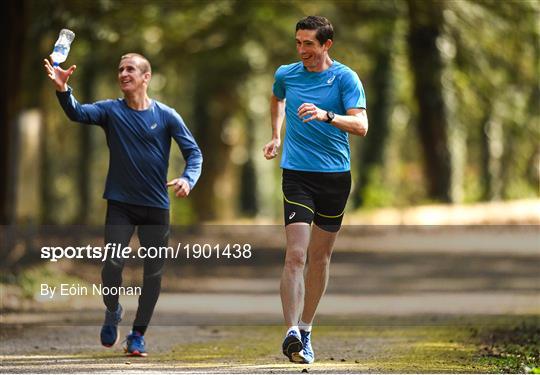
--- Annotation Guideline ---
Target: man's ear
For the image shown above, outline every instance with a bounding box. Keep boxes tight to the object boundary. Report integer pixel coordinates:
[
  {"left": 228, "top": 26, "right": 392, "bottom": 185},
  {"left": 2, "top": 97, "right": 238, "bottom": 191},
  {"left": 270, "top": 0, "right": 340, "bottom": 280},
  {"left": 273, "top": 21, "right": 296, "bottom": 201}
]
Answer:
[
  {"left": 144, "top": 72, "right": 151, "bottom": 84},
  {"left": 324, "top": 39, "right": 333, "bottom": 52}
]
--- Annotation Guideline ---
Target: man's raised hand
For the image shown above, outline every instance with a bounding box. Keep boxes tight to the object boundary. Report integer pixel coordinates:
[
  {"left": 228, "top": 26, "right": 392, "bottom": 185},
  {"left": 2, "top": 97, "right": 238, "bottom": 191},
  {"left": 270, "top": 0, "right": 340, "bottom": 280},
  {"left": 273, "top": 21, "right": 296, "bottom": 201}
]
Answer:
[{"left": 43, "top": 56, "right": 76, "bottom": 92}]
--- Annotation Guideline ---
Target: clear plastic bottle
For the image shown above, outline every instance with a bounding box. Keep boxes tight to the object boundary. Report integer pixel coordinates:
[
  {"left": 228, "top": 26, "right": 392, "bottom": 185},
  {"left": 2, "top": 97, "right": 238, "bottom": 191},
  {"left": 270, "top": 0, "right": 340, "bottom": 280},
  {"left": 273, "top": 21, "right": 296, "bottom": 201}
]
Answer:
[{"left": 51, "top": 29, "right": 75, "bottom": 67}]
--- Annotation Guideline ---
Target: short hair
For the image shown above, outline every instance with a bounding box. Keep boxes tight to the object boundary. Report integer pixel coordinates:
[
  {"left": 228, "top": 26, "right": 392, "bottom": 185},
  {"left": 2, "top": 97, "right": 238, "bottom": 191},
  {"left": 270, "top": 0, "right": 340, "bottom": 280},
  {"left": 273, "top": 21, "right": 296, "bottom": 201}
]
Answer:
[
  {"left": 120, "top": 53, "right": 152, "bottom": 74},
  {"left": 296, "top": 16, "right": 334, "bottom": 45}
]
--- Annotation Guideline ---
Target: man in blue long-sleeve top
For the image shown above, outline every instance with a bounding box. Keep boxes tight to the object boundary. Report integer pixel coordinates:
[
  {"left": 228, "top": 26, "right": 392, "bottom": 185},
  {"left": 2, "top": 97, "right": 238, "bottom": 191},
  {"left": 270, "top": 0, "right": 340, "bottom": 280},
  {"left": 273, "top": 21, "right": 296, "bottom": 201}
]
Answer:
[{"left": 44, "top": 53, "right": 203, "bottom": 356}]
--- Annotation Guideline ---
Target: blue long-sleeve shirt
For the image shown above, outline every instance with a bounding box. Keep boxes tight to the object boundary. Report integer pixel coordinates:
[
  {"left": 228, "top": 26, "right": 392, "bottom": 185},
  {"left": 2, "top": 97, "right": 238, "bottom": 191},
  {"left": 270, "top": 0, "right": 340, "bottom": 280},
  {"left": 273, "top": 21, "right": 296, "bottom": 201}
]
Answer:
[{"left": 56, "top": 87, "right": 203, "bottom": 209}]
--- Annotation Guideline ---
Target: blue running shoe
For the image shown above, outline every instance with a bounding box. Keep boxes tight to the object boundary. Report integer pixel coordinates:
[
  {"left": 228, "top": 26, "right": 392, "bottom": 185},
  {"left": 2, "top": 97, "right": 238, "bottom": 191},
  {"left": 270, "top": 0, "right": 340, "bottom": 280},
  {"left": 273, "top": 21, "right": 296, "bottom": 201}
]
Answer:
[
  {"left": 282, "top": 330, "right": 303, "bottom": 362},
  {"left": 299, "top": 330, "right": 315, "bottom": 364},
  {"left": 100, "top": 304, "right": 123, "bottom": 347},
  {"left": 124, "top": 331, "right": 147, "bottom": 357}
]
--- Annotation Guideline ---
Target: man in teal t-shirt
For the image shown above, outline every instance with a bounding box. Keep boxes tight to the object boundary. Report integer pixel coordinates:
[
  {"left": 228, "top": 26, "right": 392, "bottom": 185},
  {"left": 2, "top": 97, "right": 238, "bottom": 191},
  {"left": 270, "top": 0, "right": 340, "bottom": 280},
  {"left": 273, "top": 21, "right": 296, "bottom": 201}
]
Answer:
[{"left": 263, "top": 16, "right": 368, "bottom": 364}]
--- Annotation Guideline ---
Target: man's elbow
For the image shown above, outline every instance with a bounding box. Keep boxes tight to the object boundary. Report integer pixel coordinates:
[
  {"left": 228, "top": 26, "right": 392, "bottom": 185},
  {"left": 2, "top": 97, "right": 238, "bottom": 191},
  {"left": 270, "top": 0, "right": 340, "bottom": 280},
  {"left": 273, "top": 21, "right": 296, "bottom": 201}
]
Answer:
[
  {"left": 195, "top": 149, "right": 203, "bottom": 167},
  {"left": 62, "top": 109, "right": 79, "bottom": 122},
  {"left": 68, "top": 114, "right": 80, "bottom": 123},
  {"left": 271, "top": 94, "right": 285, "bottom": 105},
  {"left": 359, "top": 121, "right": 368, "bottom": 137},
  {"left": 184, "top": 147, "right": 203, "bottom": 166},
  {"left": 353, "top": 116, "right": 368, "bottom": 137}
]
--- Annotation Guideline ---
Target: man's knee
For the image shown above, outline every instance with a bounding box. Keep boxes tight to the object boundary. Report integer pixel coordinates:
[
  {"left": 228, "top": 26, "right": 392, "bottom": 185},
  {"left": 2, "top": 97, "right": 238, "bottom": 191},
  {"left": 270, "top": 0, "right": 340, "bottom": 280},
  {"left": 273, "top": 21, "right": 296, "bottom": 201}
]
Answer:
[
  {"left": 309, "top": 251, "right": 332, "bottom": 268},
  {"left": 284, "top": 247, "right": 307, "bottom": 271},
  {"left": 142, "top": 263, "right": 164, "bottom": 286}
]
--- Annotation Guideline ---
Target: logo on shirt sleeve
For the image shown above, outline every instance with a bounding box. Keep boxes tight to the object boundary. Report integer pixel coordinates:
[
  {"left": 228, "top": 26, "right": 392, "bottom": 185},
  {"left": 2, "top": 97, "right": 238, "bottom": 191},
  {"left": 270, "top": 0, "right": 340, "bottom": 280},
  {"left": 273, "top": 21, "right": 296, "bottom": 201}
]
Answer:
[
  {"left": 150, "top": 123, "right": 158, "bottom": 130},
  {"left": 327, "top": 75, "right": 336, "bottom": 85}
]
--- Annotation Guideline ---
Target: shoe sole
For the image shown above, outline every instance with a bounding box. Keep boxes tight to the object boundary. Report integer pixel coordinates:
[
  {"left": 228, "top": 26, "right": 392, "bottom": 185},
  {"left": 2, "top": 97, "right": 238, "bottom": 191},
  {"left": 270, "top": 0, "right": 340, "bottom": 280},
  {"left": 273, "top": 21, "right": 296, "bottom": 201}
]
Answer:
[
  {"left": 125, "top": 349, "right": 148, "bottom": 357},
  {"left": 291, "top": 352, "right": 306, "bottom": 363},
  {"left": 295, "top": 350, "right": 314, "bottom": 364},
  {"left": 282, "top": 335, "right": 303, "bottom": 362}
]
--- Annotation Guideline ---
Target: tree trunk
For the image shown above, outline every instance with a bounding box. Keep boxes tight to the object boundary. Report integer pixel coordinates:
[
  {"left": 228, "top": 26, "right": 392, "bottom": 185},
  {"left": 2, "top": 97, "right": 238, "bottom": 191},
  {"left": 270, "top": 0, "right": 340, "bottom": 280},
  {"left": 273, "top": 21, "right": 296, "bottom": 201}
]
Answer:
[
  {"left": 39, "top": 88, "right": 55, "bottom": 224},
  {"left": 190, "top": 74, "right": 239, "bottom": 221},
  {"left": 76, "top": 61, "right": 97, "bottom": 224},
  {"left": 0, "top": 0, "right": 25, "bottom": 267},
  {"left": 407, "top": 0, "right": 453, "bottom": 202},
  {"left": 239, "top": 120, "right": 257, "bottom": 216},
  {"left": 188, "top": 1, "right": 252, "bottom": 221},
  {"left": 480, "top": 106, "right": 503, "bottom": 201},
  {"left": 355, "top": 21, "right": 396, "bottom": 207},
  {"left": 1, "top": 0, "right": 26, "bottom": 225}
]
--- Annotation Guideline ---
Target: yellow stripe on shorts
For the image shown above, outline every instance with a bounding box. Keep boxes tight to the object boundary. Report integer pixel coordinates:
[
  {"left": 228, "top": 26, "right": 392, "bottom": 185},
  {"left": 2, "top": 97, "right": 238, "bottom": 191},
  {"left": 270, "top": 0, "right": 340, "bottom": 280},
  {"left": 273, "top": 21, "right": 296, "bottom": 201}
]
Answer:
[
  {"left": 315, "top": 210, "right": 345, "bottom": 219},
  {"left": 283, "top": 195, "right": 314, "bottom": 214}
]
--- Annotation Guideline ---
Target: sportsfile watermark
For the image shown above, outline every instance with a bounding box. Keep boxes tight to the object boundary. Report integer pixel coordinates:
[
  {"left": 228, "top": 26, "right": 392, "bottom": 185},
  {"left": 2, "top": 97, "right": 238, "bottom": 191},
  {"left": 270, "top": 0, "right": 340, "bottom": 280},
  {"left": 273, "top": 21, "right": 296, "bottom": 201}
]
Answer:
[
  {"left": 40, "top": 242, "right": 253, "bottom": 262},
  {"left": 1, "top": 225, "right": 539, "bottom": 326}
]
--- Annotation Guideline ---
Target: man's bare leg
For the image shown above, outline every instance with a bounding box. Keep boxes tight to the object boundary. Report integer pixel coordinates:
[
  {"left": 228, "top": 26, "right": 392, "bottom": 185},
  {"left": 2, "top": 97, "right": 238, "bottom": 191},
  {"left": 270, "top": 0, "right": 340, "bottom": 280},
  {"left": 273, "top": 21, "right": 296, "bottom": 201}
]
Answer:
[
  {"left": 281, "top": 223, "right": 311, "bottom": 327},
  {"left": 301, "top": 224, "right": 338, "bottom": 325}
]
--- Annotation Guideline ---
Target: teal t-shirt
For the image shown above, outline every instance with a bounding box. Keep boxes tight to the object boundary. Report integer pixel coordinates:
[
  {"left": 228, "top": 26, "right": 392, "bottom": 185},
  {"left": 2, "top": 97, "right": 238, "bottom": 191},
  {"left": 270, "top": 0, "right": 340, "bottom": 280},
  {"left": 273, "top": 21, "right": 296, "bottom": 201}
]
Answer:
[{"left": 273, "top": 60, "right": 366, "bottom": 172}]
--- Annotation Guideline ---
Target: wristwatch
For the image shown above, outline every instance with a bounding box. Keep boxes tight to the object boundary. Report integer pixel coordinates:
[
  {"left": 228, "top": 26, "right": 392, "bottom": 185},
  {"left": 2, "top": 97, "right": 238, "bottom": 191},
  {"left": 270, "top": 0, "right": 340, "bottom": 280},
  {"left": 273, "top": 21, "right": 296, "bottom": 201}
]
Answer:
[{"left": 325, "top": 111, "right": 335, "bottom": 123}]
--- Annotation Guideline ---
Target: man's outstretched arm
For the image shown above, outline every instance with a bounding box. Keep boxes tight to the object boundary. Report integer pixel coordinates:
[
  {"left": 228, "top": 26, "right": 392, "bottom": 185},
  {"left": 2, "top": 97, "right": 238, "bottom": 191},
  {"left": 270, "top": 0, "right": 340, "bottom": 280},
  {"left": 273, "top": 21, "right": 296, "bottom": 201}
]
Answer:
[{"left": 43, "top": 57, "right": 106, "bottom": 125}]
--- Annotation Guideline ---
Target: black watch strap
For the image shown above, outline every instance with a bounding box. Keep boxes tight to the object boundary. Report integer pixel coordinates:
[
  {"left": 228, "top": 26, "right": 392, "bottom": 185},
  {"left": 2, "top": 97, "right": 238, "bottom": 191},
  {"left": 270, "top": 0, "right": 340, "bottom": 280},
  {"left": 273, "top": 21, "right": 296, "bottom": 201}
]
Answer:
[{"left": 325, "top": 111, "right": 335, "bottom": 123}]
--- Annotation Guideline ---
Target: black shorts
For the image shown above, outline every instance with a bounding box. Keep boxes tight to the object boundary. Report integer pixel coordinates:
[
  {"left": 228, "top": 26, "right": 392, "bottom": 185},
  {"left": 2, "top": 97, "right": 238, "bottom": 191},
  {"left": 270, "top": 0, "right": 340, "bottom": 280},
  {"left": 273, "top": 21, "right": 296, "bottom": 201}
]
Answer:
[{"left": 282, "top": 169, "right": 351, "bottom": 232}]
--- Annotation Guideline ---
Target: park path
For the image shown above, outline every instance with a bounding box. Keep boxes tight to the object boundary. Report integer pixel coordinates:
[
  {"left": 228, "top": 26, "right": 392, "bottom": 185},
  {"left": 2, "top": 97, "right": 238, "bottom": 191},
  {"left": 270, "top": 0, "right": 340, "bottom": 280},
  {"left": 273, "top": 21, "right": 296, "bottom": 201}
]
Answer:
[{"left": 1, "top": 226, "right": 539, "bottom": 373}]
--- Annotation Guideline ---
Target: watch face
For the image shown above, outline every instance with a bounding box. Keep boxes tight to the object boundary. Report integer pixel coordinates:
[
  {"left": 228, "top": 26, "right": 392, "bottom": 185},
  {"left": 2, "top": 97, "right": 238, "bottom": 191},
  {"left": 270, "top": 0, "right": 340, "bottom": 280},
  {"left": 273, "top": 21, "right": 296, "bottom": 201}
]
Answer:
[{"left": 327, "top": 111, "right": 335, "bottom": 122}]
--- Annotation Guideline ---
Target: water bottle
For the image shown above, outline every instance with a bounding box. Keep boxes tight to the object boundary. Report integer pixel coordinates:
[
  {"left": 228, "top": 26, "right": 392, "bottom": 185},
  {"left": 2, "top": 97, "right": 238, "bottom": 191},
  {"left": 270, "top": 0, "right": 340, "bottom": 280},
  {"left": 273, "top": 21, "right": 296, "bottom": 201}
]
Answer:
[{"left": 51, "top": 29, "right": 75, "bottom": 67}]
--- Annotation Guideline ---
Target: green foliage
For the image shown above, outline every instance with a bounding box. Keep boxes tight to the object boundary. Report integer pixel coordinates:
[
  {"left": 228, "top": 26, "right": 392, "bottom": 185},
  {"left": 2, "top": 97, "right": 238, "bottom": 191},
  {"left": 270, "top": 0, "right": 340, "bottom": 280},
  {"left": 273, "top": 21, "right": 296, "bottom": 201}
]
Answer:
[
  {"left": 170, "top": 195, "right": 195, "bottom": 225},
  {"left": 477, "top": 321, "right": 540, "bottom": 373},
  {"left": 360, "top": 167, "right": 394, "bottom": 208},
  {"left": 18, "top": 0, "right": 540, "bottom": 223},
  {"left": 11, "top": 264, "right": 84, "bottom": 299}
]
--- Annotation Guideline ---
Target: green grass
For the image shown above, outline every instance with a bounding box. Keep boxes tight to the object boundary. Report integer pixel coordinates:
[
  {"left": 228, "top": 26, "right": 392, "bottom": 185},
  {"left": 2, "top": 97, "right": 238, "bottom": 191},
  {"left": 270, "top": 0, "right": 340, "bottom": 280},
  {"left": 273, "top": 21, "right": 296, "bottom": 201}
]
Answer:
[
  {"left": 10, "top": 315, "right": 534, "bottom": 373},
  {"left": 152, "top": 316, "right": 539, "bottom": 373},
  {"left": 475, "top": 319, "right": 540, "bottom": 374},
  {"left": 158, "top": 326, "right": 280, "bottom": 363}
]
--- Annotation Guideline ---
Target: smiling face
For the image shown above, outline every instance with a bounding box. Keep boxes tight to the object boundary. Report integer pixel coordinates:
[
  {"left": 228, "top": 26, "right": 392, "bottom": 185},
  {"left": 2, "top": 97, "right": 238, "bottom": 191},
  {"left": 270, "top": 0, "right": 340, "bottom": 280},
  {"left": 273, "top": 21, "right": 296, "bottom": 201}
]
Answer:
[
  {"left": 295, "top": 29, "right": 332, "bottom": 72},
  {"left": 117, "top": 57, "right": 151, "bottom": 95}
]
